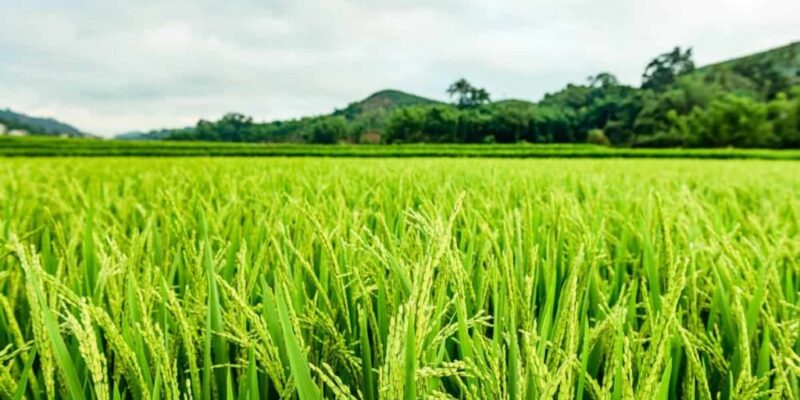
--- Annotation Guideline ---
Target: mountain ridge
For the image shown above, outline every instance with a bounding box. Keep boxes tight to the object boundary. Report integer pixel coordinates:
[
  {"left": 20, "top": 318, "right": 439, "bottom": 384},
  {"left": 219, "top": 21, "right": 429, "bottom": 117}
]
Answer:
[
  {"left": 698, "top": 41, "right": 800, "bottom": 78},
  {"left": 0, "top": 108, "right": 86, "bottom": 137}
]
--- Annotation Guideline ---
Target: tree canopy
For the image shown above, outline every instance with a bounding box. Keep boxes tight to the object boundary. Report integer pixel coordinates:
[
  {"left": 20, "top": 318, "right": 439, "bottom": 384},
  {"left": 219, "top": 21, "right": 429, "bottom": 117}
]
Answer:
[
  {"left": 642, "top": 47, "right": 696, "bottom": 91},
  {"left": 447, "top": 79, "right": 491, "bottom": 108}
]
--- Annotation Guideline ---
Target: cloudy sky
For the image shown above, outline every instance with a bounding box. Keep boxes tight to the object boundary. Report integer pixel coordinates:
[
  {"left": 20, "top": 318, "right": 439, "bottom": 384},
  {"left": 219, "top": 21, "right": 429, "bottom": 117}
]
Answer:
[{"left": 1, "top": 0, "right": 799, "bottom": 137}]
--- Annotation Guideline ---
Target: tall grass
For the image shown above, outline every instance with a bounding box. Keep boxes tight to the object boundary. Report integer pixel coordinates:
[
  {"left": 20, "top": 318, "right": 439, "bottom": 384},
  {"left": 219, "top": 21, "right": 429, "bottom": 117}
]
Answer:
[{"left": 0, "top": 158, "right": 798, "bottom": 399}]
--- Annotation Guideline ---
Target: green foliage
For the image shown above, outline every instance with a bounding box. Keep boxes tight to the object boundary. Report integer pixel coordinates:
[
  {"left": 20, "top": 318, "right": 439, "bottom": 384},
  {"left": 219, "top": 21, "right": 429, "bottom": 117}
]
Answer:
[
  {"left": 768, "top": 92, "right": 800, "bottom": 147},
  {"left": 586, "top": 129, "right": 610, "bottom": 146},
  {"left": 1, "top": 157, "right": 799, "bottom": 399},
  {"left": 196, "top": 113, "right": 256, "bottom": 142},
  {"left": 385, "top": 107, "right": 425, "bottom": 143},
  {"left": 634, "top": 74, "right": 726, "bottom": 136},
  {"left": 540, "top": 78, "right": 644, "bottom": 144},
  {"left": 486, "top": 101, "right": 535, "bottom": 143},
  {"left": 446, "top": 79, "right": 491, "bottom": 108},
  {"left": 696, "top": 41, "right": 800, "bottom": 99},
  {"left": 678, "top": 94, "right": 777, "bottom": 147},
  {"left": 642, "top": 47, "right": 696, "bottom": 91},
  {"left": 385, "top": 100, "right": 577, "bottom": 145},
  {"left": 307, "top": 116, "right": 348, "bottom": 144}
]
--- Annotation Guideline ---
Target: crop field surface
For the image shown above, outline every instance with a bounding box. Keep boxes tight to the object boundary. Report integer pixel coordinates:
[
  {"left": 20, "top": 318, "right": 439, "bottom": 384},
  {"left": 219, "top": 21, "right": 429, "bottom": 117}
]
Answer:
[
  {"left": 1, "top": 157, "right": 799, "bottom": 399},
  {"left": 3, "top": 137, "right": 800, "bottom": 160}
]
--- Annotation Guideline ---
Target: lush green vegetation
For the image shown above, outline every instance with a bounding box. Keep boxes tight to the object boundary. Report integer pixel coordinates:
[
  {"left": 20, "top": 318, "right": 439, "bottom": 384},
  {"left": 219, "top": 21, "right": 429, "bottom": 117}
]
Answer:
[
  {"left": 123, "top": 42, "right": 800, "bottom": 148},
  {"left": 3, "top": 136, "right": 800, "bottom": 159},
  {"left": 1, "top": 158, "right": 798, "bottom": 399}
]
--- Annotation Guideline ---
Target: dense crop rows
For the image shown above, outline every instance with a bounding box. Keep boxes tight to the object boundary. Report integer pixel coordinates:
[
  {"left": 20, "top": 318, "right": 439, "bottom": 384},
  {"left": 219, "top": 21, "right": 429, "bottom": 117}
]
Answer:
[
  {"left": 3, "top": 136, "right": 800, "bottom": 159},
  {"left": 1, "top": 158, "right": 799, "bottom": 399}
]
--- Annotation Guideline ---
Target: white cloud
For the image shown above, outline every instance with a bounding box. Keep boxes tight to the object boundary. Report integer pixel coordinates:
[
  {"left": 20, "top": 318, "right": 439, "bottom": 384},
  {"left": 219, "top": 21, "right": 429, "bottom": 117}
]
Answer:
[{"left": 0, "top": 0, "right": 798, "bottom": 136}]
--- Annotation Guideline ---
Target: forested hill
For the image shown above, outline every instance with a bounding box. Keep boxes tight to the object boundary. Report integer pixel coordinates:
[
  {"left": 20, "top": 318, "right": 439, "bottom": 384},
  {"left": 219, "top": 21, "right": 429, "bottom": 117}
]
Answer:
[
  {"left": 692, "top": 41, "right": 800, "bottom": 98},
  {"left": 332, "top": 90, "right": 441, "bottom": 141},
  {"left": 0, "top": 109, "right": 86, "bottom": 137},
  {"left": 333, "top": 89, "right": 440, "bottom": 119},
  {"left": 699, "top": 41, "right": 799, "bottom": 78}
]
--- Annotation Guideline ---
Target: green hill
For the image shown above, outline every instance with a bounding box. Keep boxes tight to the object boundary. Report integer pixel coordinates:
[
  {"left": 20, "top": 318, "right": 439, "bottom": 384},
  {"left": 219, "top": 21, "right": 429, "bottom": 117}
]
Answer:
[
  {"left": 691, "top": 41, "right": 800, "bottom": 98},
  {"left": 0, "top": 108, "right": 86, "bottom": 137},
  {"left": 699, "top": 41, "right": 800, "bottom": 80},
  {"left": 333, "top": 89, "right": 441, "bottom": 120},
  {"left": 331, "top": 89, "right": 441, "bottom": 136}
]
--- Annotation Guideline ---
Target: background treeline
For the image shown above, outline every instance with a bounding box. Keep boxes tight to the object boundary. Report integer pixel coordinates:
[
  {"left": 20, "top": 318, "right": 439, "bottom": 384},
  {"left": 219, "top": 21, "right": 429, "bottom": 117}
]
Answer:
[{"left": 131, "top": 42, "right": 800, "bottom": 148}]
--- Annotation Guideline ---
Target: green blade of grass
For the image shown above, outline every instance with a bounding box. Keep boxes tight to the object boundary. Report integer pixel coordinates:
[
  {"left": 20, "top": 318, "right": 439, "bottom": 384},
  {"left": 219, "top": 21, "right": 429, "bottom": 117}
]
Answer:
[
  {"left": 12, "top": 348, "right": 37, "bottom": 400},
  {"left": 275, "top": 284, "right": 321, "bottom": 400},
  {"left": 403, "top": 308, "right": 417, "bottom": 400},
  {"left": 34, "top": 282, "right": 86, "bottom": 400}
]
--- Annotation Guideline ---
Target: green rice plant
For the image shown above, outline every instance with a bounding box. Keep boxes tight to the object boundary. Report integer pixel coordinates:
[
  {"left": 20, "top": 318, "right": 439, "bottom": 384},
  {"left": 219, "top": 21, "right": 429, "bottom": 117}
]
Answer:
[{"left": 0, "top": 157, "right": 798, "bottom": 399}]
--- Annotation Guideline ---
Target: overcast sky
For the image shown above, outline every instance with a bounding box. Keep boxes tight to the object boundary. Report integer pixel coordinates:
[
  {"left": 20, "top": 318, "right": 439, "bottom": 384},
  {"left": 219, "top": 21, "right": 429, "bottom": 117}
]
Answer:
[{"left": 1, "top": 0, "right": 799, "bottom": 137}]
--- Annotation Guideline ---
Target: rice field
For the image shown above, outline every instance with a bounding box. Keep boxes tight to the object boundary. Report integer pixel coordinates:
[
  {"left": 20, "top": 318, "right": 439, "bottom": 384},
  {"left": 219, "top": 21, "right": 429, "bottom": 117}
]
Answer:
[
  {"left": 4, "top": 136, "right": 800, "bottom": 159},
  {"left": 1, "top": 157, "right": 799, "bottom": 399}
]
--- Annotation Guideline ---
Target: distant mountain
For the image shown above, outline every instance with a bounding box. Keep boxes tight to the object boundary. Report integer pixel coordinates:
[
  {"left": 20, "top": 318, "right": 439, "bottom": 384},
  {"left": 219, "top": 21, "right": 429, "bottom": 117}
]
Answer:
[
  {"left": 333, "top": 89, "right": 440, "bottom": 120},
  {"left": 0, "top": 108, "right": 86, "bottom": 137}
]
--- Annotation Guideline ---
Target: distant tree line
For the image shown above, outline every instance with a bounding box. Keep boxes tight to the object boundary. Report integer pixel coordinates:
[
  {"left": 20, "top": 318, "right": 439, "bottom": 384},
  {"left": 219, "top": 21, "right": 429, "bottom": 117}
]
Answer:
[{"left": 160, "top": 46, "right": 800, "bottom": 148}]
